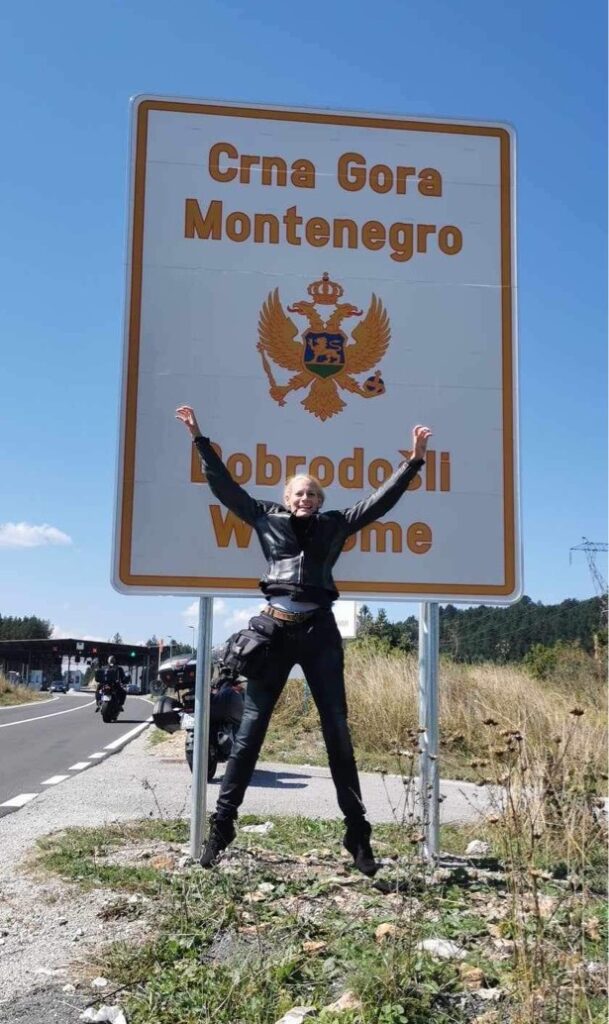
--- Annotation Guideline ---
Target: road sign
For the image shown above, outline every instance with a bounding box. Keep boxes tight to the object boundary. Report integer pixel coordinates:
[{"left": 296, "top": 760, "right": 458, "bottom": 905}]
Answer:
[
  {"left": 114, "top": 97, "right": 519, "bottom": 602},
  {"left": 334, "top": 600, "right": 357, "bottom": 640}
]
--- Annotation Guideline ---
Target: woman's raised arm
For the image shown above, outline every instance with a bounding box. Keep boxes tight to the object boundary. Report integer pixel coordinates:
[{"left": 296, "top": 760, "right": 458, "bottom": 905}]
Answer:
[{"left": 175, "top": 405, "right": 202, "bottom": 438}]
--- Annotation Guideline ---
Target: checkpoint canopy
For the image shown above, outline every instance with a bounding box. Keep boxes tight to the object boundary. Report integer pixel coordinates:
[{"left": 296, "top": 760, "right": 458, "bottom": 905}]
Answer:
[{"left": 113, "top": 97, "right": 520, "bottom": 603}]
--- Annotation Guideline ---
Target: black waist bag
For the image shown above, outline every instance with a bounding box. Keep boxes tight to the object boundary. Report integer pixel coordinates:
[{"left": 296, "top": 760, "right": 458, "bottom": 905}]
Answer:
[{"left": 223, "top": 615, "right": 282, "bottom": 681}]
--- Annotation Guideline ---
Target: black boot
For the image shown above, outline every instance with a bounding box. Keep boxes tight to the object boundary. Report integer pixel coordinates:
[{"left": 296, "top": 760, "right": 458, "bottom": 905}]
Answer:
[
  {"left": 343, "top": 819, "right": 378, "bottom": 877},
  {"left": 200, "top": 814, "right": 236, "bottom": 868}
]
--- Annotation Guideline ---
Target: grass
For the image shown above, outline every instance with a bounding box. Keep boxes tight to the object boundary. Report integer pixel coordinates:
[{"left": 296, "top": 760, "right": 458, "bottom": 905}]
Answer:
[
  {"left": 0, "top": 673, "right": 47, "bottom": 706},
  {"left": 124, "top": 648, "right": 607, "bottom": 1020},
  {"left": 0, "top": 639, "right": 598, "bottom": 1022},
  {"left": 261, "top": 646, "right": 608, "bottom": 784},
  {"left": 35, "top": 785, "right": 607, "bottom": 1024},
  {"left": 147, "top": 726, "right": 173, "bottom": 748}
]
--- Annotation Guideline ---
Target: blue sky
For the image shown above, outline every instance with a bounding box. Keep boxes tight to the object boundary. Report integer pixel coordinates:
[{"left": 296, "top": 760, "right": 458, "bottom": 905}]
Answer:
[{"left": 0, "top": 0, "right": 606, "bottom": 647}]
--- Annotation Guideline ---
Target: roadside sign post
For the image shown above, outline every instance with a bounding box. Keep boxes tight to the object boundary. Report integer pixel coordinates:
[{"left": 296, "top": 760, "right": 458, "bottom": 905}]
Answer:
[
  {"left": 189, "top": 596, "right": 214, "bottom": 859},
  {"left": 418, "top": 602, "right": 440, "bottom": 863}
]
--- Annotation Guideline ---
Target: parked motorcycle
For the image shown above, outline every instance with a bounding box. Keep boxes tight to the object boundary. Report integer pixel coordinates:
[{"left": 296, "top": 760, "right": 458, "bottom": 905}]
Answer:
[
  {"left": 99, "top": 683, "right": 122, "bottom": 723},
  {"left": 152, "top": 658, "right": 244, "bottom": 780}
]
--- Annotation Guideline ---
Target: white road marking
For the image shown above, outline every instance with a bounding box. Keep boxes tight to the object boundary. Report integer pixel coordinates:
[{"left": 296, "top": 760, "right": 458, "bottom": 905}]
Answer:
[
  {"left": 1, "top": 793, "right": 38, "bottom": 808},
  {"left": 0, "top": 695, "right": 59, "bottom": 711},
  {"left": 103, "top": 720, "right": 151, "bottom": 750},
  {"left": 0, "top": 700, "right": 95, "bottom": 728},
  {"left": 67, "top": 762, "right": 90, "bottom": 771},
  {"left": 41, "top": 775, "right": 70, "bottom": 785},
  {"left": 88, "top": 752, "right": 106, "bottom": 759}
]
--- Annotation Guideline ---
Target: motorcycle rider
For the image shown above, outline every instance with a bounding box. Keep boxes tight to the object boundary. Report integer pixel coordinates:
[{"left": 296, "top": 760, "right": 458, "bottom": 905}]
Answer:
[
  {"left": 176, "top": 404, "right": 431, "bottom": 874},
  {"left": 95, "top": 655, "right": 127, "bottom": 712}
]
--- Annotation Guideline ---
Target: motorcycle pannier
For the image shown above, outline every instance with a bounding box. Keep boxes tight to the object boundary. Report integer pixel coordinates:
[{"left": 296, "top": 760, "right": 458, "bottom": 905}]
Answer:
[{"left": 152, "top": 695, "right": 182, "bottom": 734}]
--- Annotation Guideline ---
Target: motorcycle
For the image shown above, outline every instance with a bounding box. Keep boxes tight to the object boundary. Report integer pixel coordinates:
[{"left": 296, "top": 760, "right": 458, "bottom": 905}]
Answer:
[
  {"left": 99, "top": 683, "right": 122, "bottom": 723},
  {"left": 152, "top": 658, "right": 244, "bottom": 780}
]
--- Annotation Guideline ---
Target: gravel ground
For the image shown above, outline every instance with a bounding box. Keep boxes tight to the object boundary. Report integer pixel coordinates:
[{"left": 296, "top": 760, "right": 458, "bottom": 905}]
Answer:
[{"left": 0, "top": 726, "right": 492, "bottom": 1022}]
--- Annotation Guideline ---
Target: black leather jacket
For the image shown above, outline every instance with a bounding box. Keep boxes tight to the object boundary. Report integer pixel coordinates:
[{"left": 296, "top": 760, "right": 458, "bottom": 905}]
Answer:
[{"left": 195, "top": 436, "right": 424, "bottom": 606}]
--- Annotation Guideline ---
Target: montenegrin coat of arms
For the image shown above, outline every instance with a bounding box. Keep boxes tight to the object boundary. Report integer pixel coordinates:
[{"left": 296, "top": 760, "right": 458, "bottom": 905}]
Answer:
[{"left": 257, "top": 273, "right": 390, "bottom": 421}]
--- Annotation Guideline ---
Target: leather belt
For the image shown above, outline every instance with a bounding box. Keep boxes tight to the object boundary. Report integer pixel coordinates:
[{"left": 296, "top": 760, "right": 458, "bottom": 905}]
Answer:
[{"left": 263, "top": 605, "right": 318, "bottom": 624}]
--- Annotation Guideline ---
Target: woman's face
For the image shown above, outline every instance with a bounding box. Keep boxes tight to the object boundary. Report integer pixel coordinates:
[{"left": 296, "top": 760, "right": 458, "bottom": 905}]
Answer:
[{"left": 286, "top": 476, "right": 323, "bottom": 517}]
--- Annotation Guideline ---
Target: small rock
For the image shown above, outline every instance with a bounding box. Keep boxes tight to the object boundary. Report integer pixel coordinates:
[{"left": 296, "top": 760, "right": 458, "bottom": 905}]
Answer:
[
  {"left": 466, "top": 840, "right": 490, "bottom": 856},
  {"left": 326, "top": 875, "right": 361, "bottom": 886},
  {"left": 178, "top": 855, "right": 193, "bottom": 868},
  {"left": 58, "top": 917, "right": 68, "bottom": 926},
  {"left": 243, "top": 891, "right": 266, "bottom": 903},
  {"left": 62, "top": 984, "right": 77, "bottom": 994},
  {"left": 375, "top": 923, "right": 398, "bottom": 942},
  {"left": 323, "top": 990, "right": 363, "bottom": 1012},
  {"left": 150, "top": 854, "right": 175, "bottom": 871},
  {"left": 583, "top": 917, "right": 601, "bottom": 941},
  {"left": 241, "top": 821, "right": 274, "bottom": 834},
  {"left": 258, "top": 882, "right": 275, "bottom": 894},
  {"left": 91, "top": 976, "right": 109, "bottom": 989},
  {"left": 274, "top": 1007, "right": 316, "bottom": 1024},
  {"left": 475, "top": 987, "right": 503, "bottom": 1001},
  {"left": 35, "top": 967, "right": 66, "bottom": 976},
  {"left": 417, "top": 938, "right": 467, "bottom": 960},
  {"left": 586, "top": 961, "right": 605, "bottom": 975},
  {"left": 459, "top": 964, "right": 485, "bottom": 989},
  {"left": 79, "top": 1007, "right": 127, "bottom": 1024},
  {"left": 302, "top": 940, "right": 327, "bottom": 954},
  {"left": 537, "top": 895, "right": 558, "bottom": 919}
]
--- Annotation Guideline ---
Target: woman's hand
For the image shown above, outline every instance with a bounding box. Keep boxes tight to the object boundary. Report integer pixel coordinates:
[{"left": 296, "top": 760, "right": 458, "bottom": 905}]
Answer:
[
  {"left": 411, "top": 424, "right": 432, "bottom": 461},
  {"left": 175, "top": 405, "right": 201, "bottom": 438}
]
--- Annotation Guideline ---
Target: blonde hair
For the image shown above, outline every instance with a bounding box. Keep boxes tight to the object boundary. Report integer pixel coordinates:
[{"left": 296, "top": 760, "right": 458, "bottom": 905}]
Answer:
[{"left": 283, "top": 474, "right": 325, "bottom": 508}]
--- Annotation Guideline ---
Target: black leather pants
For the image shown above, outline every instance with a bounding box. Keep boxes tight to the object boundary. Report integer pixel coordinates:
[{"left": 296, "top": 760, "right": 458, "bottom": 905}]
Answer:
[{"left": 214, "top": 610, "right": 366, "bottom": 825}]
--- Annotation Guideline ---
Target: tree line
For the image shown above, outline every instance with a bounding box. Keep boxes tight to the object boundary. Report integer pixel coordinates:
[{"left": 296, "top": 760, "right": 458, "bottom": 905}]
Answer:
[
  {"left": 356, "top": 595, "right": 605, "bottom": 662},
  {"left": 0, "top": 615, "right": 52, "bottom": 640},
  {"left": 1, "top": 597, "right": 604, "bottom": 665}
]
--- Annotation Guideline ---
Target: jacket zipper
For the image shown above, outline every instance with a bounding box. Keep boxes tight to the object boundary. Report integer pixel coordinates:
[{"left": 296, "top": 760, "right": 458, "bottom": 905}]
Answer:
[{"left": 298, "top": 552, "right": 304, "bottom": 585}]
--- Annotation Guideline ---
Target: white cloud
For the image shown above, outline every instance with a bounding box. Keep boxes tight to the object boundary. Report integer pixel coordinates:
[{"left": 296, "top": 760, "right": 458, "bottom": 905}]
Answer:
[
  {"left": 181, "top": 600, "right": 199, "bottom": 624},
  {"left": 181, "top": 598, "right": 228, "bottom": 624},
  {"left": 0, "top": 522, "right": 72, "bottom": 549},
  {"left": 215, "top": 600, "right": 266, "bottom": 640},
  {"left": 51, "top": 628, "right": 107, "bottom": 641},
  {"left": 181, "top": 597, "right": 265, "bottom": 644},
  {"left": 225, "top": 606, "right": 262, "bottom": 629}
]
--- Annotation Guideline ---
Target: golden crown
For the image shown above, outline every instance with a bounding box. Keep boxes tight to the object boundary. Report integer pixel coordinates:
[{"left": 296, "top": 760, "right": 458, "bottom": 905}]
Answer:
[{"left": 307, "top": 272, "right": 344, "bottom": 306}]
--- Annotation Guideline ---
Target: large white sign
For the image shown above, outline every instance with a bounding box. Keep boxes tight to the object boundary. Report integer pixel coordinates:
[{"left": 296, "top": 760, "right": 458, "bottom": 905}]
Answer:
[{"left": 114, "top": 97, "right": 519, "bottom": 602}]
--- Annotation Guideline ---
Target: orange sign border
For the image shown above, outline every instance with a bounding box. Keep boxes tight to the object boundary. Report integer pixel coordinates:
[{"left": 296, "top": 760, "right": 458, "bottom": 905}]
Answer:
[{"left": 117, "top": 99, "right": 517, "bottom": 598}]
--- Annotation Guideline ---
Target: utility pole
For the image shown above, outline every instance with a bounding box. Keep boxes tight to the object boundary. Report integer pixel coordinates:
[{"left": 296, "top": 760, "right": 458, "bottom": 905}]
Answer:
[
  {"left": 570, "top": 538, "right": 608, "bottom": 657},
  {"left": 570, "top": 538, "right": 608, "bottom": 603}
]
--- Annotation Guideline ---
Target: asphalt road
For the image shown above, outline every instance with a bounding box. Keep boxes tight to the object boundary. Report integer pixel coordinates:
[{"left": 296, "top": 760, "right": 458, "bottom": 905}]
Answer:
[{"left": 0, "top": 691, "right": 152, "bottom": 817}]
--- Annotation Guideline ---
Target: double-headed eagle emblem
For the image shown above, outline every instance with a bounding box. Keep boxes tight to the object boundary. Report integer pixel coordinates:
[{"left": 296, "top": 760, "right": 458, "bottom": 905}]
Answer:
[{"left": 257, "top": 273, "right": 390, "bottom": 421}]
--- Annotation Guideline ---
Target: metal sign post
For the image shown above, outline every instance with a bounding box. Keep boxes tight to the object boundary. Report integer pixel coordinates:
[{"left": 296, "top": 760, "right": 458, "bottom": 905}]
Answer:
[
  {"left": 189, "top": 596, "right": 214, "bottom": 860},
  {"left": 418, "top": 602, "right": 440, "bottom": 863}
]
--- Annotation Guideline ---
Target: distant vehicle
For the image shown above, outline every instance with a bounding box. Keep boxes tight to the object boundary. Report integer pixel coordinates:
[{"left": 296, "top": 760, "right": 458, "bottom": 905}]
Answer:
[
  {"left": 98, "top": 682, "right": 123, "bottom": 724},
  {"left": 127, "top": 683, "right": 141, "bottom": 694},
  {"left": 50, "top": 683, "right": 67, "bottom": 693}
]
